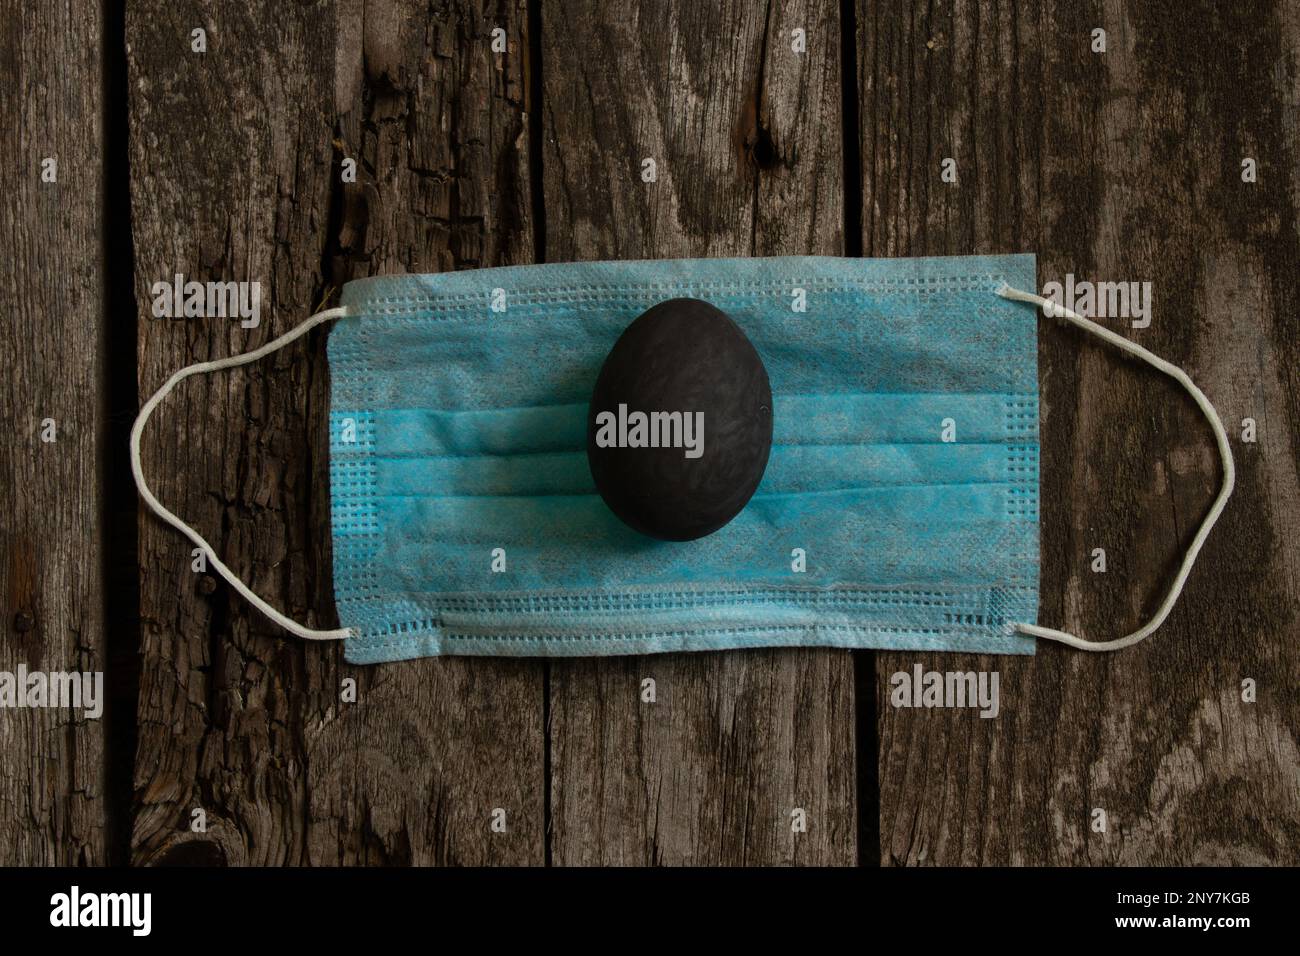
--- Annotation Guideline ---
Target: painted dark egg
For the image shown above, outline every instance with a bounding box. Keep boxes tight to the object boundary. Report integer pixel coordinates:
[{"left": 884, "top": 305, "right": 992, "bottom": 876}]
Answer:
[{"left": 586, "top": 297, "right": 773, "bottom": 541}]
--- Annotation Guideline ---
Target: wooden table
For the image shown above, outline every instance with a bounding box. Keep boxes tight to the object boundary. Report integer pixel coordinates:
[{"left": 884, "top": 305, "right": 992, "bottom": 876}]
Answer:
[{"left": 2, "top": 0, "right": 1296, "bottom": 866}]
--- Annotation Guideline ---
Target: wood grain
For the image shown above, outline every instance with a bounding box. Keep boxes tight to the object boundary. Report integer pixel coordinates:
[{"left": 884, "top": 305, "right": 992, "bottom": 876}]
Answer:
[
  {"left": 6, "top": 0, "right": 1286, "bottom": 868},
  {"left": 0, "top": 0, "right": 107, "bottom": 865},
  {"left": 542, "top": 0, "right": 857, "bottom": 864},
  {"left": 127, "top": 0, "right": 543, "bottom": 865},
  {"left": 861, "top": 0, "right": 1300, "bottom": 864}
]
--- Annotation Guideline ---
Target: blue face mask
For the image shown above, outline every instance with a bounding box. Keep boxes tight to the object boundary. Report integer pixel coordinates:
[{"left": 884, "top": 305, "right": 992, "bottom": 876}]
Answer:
[{"left": 130, "top": 255, "right": 1234, "bottom": 664}]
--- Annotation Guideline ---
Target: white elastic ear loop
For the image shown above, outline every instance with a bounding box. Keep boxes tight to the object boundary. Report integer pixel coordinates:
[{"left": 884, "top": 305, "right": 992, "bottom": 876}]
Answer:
[
  {"left": 996, "top": 284, "right": 1235, "bottom": 651},
  {"left": 130, "top": 306, "right": 356, "bottom": 641}
]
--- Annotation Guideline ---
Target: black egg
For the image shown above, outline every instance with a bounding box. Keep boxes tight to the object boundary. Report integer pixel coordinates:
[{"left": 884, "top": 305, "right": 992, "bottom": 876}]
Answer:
[{"left": 587, "top": 297, "right": 773, "bottom": 541}]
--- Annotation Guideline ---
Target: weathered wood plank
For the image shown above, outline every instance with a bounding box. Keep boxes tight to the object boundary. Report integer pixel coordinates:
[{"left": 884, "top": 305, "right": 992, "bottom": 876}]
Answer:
[
  {"left": 863, "top": 0, "right": 1300, "bottom": 864},
  {"left": 543, "top": 0, "right": 856, "bottom": 864},
  {"left": 0, "top": 0, "right": 107, "bottom": 866},
  {"left": 127, "top": 0, "right": 543, "bottom": 865},
  {"left": 305, "top": 0, "right": 543, "bottom": 867}
]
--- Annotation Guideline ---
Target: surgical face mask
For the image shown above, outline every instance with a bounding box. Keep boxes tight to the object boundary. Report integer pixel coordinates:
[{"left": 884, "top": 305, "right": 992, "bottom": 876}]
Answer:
[{"left": 130, "top": 255, "right": 1234, "bottom": 664}]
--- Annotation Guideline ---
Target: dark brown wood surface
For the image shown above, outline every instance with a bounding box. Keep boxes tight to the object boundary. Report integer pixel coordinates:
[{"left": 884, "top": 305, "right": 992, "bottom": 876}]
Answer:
[
  {"left": 863, "top": 0, "right": 1300, "bottom": 864},
  {"left": 1, "top": 0, "right": 1295, "bottom": 867},
  {"left": 125, "top": 0, "right": 542, "bottom": 865},
  {"left": 0, "top": 0, "right": 107, "bottom": 865}
]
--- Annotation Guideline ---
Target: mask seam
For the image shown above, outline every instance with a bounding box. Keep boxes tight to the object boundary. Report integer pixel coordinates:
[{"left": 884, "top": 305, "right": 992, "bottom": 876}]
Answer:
[
  {"left": 343, "top": 584, "right": 1040, "bottom": 648},
  {"left": 346, "top": 620, "right": 1037, "bottom": 655},
  {"left": 341, "top": 274, "right": 1007, "bottom": 314}
]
